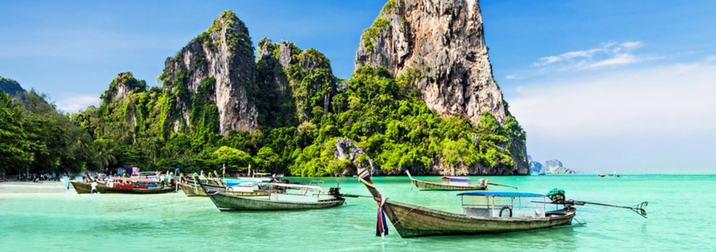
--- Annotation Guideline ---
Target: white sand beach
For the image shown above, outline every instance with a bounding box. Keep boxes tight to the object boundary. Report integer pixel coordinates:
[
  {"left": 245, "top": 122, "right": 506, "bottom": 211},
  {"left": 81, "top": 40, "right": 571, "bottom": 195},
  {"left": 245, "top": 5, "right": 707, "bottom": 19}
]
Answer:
[{"left": 0, "top": 181, "right": 73, "bottom": 194}]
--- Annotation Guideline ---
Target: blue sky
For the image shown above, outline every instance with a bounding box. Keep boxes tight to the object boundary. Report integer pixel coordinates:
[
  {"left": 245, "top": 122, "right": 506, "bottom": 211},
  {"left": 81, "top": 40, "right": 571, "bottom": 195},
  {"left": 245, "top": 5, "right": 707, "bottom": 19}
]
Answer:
[{"left": 2, "top": 1, "right": 715, "bottom": 174}]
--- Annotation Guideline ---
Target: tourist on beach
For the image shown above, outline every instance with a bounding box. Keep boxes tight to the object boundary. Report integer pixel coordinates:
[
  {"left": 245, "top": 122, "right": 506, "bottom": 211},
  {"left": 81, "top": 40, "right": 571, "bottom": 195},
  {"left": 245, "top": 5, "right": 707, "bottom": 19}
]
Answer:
[{"left": 91, "top": 181, "right": 98, "bottom": 194}]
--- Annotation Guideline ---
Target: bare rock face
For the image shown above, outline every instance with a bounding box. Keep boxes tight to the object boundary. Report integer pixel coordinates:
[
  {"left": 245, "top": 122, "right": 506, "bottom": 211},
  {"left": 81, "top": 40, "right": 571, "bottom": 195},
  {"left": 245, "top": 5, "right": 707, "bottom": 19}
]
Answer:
[
  {"left": 334, "top": 138, "right": 379, "bottom": 175},
  {"left": 355, "top": 0, "right": 506, "bottom": 126},
  {"left": 162, "top": 11, "right": 257, "bottom": 136}
]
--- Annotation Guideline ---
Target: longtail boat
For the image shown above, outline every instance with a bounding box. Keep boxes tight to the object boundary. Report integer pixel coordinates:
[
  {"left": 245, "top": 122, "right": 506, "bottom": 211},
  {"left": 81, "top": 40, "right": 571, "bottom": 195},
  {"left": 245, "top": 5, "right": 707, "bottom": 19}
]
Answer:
[
  {"left": 177, "top": 182, "right": 271, "bottom": 197},
  {"left": 360, "top": 170, "right": 576, "bottom": 238},
  {"left": 71, "top": 177, "right": 175, "bottom": 194},
  {"left": 406, "top": 170, "right": 517, "bottom": 191},
  {"left": 202, "top": 182, "right": 345, "bottom": 211},
  {"left": 359, "top": 169, "right": 648, "bottom": 238}
]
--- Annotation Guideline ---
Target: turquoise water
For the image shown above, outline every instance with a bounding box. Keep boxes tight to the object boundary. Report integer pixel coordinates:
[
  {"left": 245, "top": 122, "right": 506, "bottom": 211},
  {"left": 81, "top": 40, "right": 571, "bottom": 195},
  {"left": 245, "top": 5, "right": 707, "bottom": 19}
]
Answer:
[{"left": 1, "top": 174, "right": 714, "bottom": 251}]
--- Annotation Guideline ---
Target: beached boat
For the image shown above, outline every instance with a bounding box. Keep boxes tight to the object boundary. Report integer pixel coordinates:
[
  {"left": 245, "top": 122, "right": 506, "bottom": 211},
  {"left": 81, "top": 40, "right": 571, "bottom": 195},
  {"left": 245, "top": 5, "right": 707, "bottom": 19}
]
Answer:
[
  {"left": 202, "top": 182, "right": 345, "bottom": 211},
  {"left": 71, "top": 177, "right": 175, "bottom": 194},
  {"left": 177, "top": 182, "right": 271, "bottom": 197},
  {"left": 406, "top": 170, "right": 516, "bottom": 191},
  {"left": 360, "top": 171, "right": 576, "bottom": 238}
]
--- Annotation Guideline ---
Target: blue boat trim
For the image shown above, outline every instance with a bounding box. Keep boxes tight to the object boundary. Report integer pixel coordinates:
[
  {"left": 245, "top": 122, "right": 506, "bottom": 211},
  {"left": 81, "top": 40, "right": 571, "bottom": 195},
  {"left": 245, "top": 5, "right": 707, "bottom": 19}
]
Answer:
[
  {"left": 457, "top": 192, "right": 544, "bottom": 197},
  {"left": 446, "top": 177, "right": 470, "bottom": 182}
]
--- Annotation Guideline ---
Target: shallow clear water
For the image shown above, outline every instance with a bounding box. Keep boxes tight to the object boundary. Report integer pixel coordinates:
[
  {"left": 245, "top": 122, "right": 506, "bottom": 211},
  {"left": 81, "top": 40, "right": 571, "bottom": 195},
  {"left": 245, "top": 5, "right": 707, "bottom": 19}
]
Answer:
[{"left": 1, "top": 174, "right": 714, "bottom": 251}]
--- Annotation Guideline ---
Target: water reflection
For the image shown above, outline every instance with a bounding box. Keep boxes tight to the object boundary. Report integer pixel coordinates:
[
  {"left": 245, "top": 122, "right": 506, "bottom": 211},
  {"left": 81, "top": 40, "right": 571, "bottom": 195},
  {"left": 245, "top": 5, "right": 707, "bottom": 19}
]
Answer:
[{"left": 403, "top": 226, "right": 581, "bottom": 251}]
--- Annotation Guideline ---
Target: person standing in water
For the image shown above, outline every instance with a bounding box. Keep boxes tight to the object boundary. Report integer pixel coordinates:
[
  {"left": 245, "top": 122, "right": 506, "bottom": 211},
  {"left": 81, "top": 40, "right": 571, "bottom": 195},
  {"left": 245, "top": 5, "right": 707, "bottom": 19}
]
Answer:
[
  {"left": 91, "top": 181, "right": 98, "bottom": 194},
  {"left": 63, "top": 176, "right": 71, "bottom": 190}
]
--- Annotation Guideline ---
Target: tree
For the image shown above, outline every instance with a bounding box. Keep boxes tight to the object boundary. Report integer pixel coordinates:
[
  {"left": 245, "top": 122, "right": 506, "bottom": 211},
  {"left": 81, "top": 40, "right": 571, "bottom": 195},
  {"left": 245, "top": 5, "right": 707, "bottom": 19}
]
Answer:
[
  {"left": 213, "top": 146, "right": 252, "bottom": 173},
  {"left": 0, "top": 92, "right": 33, "bottom": 175},
  {"left": 255, "top": 146, "right": 280, "bottom": 173},
  {"left": 94, "top": 139, "right": 118, "bottom": 171}
]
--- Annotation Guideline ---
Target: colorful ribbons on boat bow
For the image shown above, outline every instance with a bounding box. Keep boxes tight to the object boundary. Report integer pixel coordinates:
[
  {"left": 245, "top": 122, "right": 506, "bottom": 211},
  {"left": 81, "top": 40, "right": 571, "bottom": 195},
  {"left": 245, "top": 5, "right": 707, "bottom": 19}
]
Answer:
[
  {"left": 359, "top": 170, "right": 389, "bottom": 237},
  {"left": 376, "top": 196, "right": 388, "bottom": 237}
]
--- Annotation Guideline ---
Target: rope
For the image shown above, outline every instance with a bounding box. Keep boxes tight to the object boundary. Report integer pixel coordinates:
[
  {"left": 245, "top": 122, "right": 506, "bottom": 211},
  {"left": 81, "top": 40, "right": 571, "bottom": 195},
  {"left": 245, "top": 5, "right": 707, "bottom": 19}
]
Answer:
[{"left": 393, "top": 205, "right": 417, "bottom": 226}]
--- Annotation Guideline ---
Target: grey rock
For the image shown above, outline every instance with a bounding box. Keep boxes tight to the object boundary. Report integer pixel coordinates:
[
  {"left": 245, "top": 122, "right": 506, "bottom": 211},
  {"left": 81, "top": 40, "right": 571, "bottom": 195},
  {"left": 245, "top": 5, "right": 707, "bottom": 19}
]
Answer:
[
  {"left": 333, "top": 138, "right": 379, "bottom": 175},
  {"left": 162, "top": 11, "right": 257, "bottom": 136},
  {"left": 354, "top": 0, "right": 506, "bottom": 126}
]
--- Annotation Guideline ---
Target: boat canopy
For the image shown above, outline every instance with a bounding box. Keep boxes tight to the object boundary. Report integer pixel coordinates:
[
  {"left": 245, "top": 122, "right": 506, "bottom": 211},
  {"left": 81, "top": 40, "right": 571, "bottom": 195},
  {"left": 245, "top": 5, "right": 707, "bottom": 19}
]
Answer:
[
  {"left": 457, "top": 192, "right": 544, "bottom": 197},
  {"left": 444, "top": 177, "right": 470, "bottom": 183},
  {"left": 268, "top": 183, "right": 323, "bottom": 192},
  {"left": 224, "top": 179, "right": 261, "bottom": 187},
  {"left": 108, "top": 177, "right": 160, "bottom": 183}
]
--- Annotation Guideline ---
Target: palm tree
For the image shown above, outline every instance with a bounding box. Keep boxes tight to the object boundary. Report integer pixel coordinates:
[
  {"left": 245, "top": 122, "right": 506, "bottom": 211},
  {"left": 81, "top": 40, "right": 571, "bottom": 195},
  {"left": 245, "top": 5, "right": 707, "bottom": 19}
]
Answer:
[{"left": 94, "top": 139, "right": 117, "bottom": 171}]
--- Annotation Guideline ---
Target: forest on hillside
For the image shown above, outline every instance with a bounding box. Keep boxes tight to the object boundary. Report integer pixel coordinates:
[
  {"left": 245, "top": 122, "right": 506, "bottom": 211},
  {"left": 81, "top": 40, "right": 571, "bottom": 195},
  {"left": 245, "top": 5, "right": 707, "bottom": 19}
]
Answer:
[{"left": 0, "top": 11, "right": 525, "bottom": 178}]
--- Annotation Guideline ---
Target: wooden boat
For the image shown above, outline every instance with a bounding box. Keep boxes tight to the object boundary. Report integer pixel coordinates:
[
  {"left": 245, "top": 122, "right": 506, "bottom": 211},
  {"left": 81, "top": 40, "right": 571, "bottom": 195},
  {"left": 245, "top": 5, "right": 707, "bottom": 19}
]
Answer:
[
  {"left": 202, "top": 182, "right": 345, "bottom": 211},
  {"left": 406, "top": 170, "right": 489, "bottom": 191},
  {"left": 71, "top": 177, "right": 175, "bottom": 194},
  {"left": 360, "top": 171, "right": 576, "bottom": 238},
  {"left": 177, "top": 182, "right": 271, "bottom": 197}
]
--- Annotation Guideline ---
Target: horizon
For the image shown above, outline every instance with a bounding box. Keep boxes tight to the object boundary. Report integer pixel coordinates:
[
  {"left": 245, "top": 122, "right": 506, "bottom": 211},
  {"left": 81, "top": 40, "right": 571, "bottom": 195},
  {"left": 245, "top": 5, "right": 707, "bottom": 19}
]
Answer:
[{"left": 2, "top": 0, "right": 714, "bottom": 174}]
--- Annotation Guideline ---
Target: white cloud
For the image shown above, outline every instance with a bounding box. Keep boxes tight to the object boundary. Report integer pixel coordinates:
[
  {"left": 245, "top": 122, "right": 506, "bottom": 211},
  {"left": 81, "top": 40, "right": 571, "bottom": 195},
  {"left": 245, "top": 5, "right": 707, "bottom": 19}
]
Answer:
[
  {"left": 621, "top": 41, "right": 642, "bottom": 50},
  {"left": 532, "top": 41, "right": 647, "bottom": 70},
  {"left": 587, "top": 53, "right": 637, "bottom": 68},
  {"left": 509, "top": 61, "right": 716, "bottom": 139},
  {"left": 505, "top": 74, "right": 518, "bottom": 80},
  {"left": 55, "top": 94, "right": 100, "bottom": 113}
]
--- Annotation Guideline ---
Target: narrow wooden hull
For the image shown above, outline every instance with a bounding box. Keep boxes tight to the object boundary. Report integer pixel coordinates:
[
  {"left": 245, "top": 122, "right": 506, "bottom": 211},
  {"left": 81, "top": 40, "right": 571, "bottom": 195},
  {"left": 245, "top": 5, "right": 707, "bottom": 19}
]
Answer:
[
  {"left": 206, "top": 192, "right": 345, "bottom": 211},
  {"left": 71, "top": 181, "right": 92, "bottom": 194},
  {"left": 406, "top": 170, "right": 486, "bottom": 191},
  {"left": 178, "top": 183, "right": 270, "bottom": 197},
  {"left": 71, "top": 181, "right": 175, "bottom": 194},
  {"left": 382, "top": 199, "right": 575, "bottom": 237},
  {"left": 410, "top": 179, "right": 487, "bottom": 191},
  {"left": 179, "top": 184, "right": 217, "bottom": 197}
]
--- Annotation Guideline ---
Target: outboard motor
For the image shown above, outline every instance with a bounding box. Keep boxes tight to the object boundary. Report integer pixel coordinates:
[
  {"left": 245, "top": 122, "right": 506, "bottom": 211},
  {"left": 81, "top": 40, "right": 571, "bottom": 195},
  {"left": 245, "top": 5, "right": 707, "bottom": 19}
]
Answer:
[
  {"left": 328, "top": 187, "right": 342, "bottom": 198},
  {"left": 547, "top": 188, "right": 566, "bottom": 203}
]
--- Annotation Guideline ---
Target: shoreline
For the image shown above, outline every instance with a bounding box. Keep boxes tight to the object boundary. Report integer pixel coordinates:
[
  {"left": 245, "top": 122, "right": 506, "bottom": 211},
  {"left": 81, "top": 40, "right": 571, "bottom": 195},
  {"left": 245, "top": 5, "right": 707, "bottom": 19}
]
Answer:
[{"left": 0, "top": 181, "right": 73, "bottom": 194}]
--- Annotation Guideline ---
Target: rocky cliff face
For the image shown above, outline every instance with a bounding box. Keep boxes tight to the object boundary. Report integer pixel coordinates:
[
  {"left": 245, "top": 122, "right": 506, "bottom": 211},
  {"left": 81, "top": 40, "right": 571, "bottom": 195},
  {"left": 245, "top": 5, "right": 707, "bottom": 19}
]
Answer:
[
  {"left": 354, "top": 0, "right": 528, "bottom": 175},
  {"left": 0, "top": 76, "right": 26, "bottom": 96},
  {"left": 161, "top": 11, "right": 257, "bottom": 136},
  {"left": 354, "top": 0, "right": 506, "bottom": 126},
  {"left": 333, "top": 138, "right": 379, "bottom": 175},
  {"left": 528, "top": 155, "right": 543, "bottom": 174}
]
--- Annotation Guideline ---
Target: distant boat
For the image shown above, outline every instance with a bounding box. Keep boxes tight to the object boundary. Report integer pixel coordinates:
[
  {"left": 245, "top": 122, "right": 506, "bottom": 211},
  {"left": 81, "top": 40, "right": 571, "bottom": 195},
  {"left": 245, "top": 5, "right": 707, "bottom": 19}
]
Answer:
[
  {"left": 202, "top": 182, "right": 345, "bottom": 211},
  {"left": 406, "top": 170, "right": 517, "bottom": 191},
  {"left": 359, "top": 172, "right": 575, "bottom": 238},
  {"left": 596, "top": 171, "right": 620, "bottom": 178}
]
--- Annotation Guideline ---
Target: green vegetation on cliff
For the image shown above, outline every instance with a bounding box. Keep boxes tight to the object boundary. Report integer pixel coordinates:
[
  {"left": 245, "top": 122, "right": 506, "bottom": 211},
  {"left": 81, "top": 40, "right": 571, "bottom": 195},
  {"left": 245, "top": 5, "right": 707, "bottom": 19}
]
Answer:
[
  {"left": 291, "top": 66, "right": 524, "bottom": 175},
  {"left": 13, "top": 10, "right": 525, "bottom": 177}
]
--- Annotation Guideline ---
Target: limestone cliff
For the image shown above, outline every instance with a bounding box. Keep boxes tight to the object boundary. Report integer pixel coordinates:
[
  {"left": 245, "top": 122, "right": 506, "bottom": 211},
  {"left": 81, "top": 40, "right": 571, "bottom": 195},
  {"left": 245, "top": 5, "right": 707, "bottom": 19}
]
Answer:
[
  {"left": 531, "top": 158, "right": 580, "bottom": 174},
  {"left": 354, "top": 0, "right": 528, "bottom": 175},
  {"left": 160, "top": 11, "right": 258, "bottom": 136},
  {"left": 355, "top": 0, "right": 506, "bottom": 126}
]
